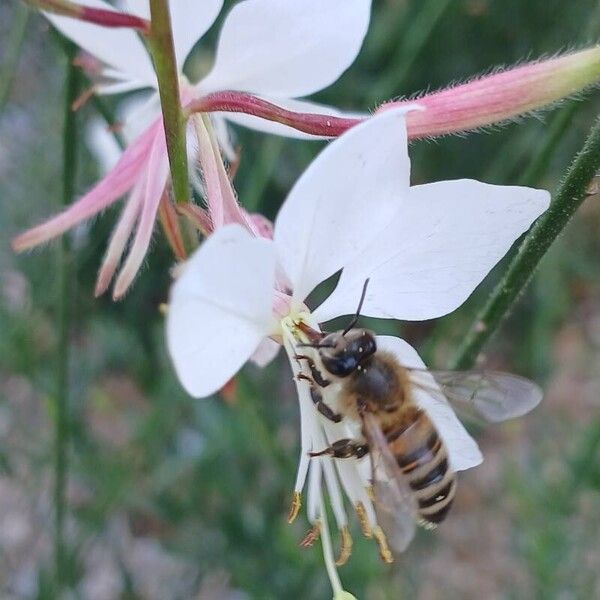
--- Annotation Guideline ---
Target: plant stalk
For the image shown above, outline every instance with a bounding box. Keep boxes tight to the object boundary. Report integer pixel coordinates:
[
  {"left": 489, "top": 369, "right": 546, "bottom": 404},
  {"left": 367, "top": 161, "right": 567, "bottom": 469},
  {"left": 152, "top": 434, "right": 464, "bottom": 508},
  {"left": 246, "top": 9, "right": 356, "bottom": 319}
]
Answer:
[
  {"left": 54, "top": 41, "right": 81, "bottom": 591},
  {"left": 148, "top": 0, "right": 189, "bottom": 204}
]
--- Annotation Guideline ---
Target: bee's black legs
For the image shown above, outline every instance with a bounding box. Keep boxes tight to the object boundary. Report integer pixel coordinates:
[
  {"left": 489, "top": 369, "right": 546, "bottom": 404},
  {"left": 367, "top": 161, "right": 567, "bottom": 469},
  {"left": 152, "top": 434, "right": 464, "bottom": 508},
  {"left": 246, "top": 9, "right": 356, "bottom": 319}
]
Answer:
[
  {"left": 294, "top": 354, "right": 330, "bottom": 387},
  {"left": 297, "top": 374, "right": 342, "bottom": 423},
  {"left": 310, "top": 439, "right": 369, "bottom": 460}
]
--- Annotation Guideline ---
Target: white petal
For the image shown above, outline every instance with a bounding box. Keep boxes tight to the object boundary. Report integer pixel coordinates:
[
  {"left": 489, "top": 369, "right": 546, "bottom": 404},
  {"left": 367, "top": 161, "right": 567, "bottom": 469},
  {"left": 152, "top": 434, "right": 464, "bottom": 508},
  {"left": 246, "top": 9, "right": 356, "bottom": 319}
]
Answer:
[
  {"left": 167, "top": 225, "right": 277, "bottom": 397},
  {"left": 274, "top": 108, "right": 411, "bottom": 301},
  {"left": 170, "top": 0, "right": 223, "bottom": 68},
  {"left": 126, "top": 0, "right": 222, "bottom": 68},
  {"left": 249, "top": 337, "right": 280, "bottom": 368},
  {"left": 315, "top": 179, "right": 550, "bottom": 322},
  {"left": 219, "top": 97, "right": 366, "bottom": 140},
  {"left": 200, "top": 0, "right": 371, "bottom": 97},
  {"left": 86, "top": 118, "right": 122, "bottom": 173},
  {"left": 44, "top": 0, "right": 155, "bottom": 88},
  {"left": 376, "top": 336, "right": 483, "bottom": 471}
]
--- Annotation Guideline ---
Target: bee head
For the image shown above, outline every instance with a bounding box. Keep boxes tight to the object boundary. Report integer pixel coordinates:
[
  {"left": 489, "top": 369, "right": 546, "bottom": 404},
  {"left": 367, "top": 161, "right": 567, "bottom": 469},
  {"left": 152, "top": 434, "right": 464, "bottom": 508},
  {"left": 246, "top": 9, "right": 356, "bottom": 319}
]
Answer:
[{"left": 317, "top": 329, "right": 377, "bottom": 377}]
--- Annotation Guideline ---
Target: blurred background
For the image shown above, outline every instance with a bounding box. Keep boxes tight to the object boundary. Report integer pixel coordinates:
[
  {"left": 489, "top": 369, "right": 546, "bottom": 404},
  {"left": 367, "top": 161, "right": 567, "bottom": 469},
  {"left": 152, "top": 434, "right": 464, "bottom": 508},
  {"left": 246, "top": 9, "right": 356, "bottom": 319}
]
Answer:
[{"left": 1, "top": 0, "right": 600, "bottom": 598}]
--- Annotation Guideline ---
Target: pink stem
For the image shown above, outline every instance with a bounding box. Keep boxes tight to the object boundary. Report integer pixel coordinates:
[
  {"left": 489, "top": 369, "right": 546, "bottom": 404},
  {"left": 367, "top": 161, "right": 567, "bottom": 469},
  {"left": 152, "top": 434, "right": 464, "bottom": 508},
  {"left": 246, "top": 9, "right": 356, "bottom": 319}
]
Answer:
[
  {"left": 81, "top": 7, "right": 150, "bottom": 33},
  {"left": 186, "top": 92, "right": 362, "bottom": 138},
  {"left": 186, "top": 49, "right": 600, "bottom": 141}
]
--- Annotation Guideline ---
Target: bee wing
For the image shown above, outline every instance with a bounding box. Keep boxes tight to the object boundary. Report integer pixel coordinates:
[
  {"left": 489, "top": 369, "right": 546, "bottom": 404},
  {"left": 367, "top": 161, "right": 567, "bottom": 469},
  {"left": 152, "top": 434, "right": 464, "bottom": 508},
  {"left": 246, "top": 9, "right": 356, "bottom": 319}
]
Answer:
[
  {"left": 362, "top": 412, "right": 417, "bottom": 553},
  {"left": 408, "top": 368, "right": 543, "bottom": 424}
]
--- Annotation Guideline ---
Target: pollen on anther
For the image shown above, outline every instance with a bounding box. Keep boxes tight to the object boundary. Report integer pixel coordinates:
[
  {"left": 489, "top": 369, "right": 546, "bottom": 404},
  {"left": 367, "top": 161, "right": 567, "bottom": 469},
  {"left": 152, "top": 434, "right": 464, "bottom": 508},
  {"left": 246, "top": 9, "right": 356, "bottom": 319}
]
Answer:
[
  {"left": 336, "top": 526, "right": 353, "bottom": 566},
  {"left": 373, "top": 526, "right": 394, "bottom": 564},
  {"left": 355, "top": 502, "right": 372, "bottom": 538},
  {"left": 288, "top": 491, "right": 302, "bottom": 523},
  {"left": 299, "top": 521, "right": 321, "bottom": 547}
]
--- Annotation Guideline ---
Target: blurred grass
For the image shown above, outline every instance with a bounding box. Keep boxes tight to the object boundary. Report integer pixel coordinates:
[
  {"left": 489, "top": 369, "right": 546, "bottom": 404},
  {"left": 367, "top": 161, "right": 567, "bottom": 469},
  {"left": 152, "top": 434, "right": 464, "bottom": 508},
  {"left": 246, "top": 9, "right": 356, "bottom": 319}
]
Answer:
[{"left": 1, "top": 0, "right": 600, "bottom": 598}]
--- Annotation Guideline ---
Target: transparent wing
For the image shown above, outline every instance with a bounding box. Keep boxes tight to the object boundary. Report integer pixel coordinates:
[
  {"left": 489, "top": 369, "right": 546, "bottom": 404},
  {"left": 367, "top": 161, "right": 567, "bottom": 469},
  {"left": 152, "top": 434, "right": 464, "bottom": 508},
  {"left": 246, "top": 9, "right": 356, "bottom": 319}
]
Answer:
[
  {"left": 408, "top": 368, "right": 543, "bottom": 424},
  {"left": 362, "top": 412, "right": 417, "bottom": 554}
]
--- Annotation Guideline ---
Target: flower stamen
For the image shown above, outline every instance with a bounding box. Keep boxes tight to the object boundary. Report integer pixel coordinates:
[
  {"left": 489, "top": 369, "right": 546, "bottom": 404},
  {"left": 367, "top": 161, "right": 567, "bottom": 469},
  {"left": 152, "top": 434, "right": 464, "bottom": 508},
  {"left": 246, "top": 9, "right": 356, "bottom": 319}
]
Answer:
[
  {"left": 373, "top": 526, "right": 394, "bottom": 564},
  {"left": 287, "top": 491, "right": 302, "bottom": 524},
  {"left": 299, "top": 521, "right": 321, "bottom": 548},
  {"left": 354, "top": 502, "right": 372, "bottom": 538},
  {"left": 335, "top": 526, "right": 353, "bottom": 566}
]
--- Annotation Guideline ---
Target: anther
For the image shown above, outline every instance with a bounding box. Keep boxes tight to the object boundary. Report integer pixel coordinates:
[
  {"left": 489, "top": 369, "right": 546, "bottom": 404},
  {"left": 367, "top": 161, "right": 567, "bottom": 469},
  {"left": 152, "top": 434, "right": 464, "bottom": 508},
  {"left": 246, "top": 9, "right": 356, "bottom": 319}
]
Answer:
[
  {"left": 287, "top": 491, "right": 301, "bottom": 524},
  {"left": 373, "top": 526, "right": 394, "bottom": 564},
  {"left": 336, "top": 526, "right": 353, "bottom": 566},
  {"left": 299, "top": 521, "right": 321, "bottom": 547},
  {"left": 355, "top": 502, "right": 372, "bottom": 538},
  {"left": 366, "top": 485, "right": 375, "bottom": 502}
]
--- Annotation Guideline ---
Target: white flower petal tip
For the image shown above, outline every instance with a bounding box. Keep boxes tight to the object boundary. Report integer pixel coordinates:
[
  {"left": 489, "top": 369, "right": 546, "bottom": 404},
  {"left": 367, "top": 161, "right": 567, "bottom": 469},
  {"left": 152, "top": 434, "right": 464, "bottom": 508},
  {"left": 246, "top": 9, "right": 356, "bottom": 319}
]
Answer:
[
  {"left": 274, "top": 108, "right": 412, "bottom": 301},
  {"left": 200, "top": 0, "right": 372, "bottom": 97},
  {"left": 376, "top": 336, "right": 483, "bottom": 471},
  {"left": 167, "top": 225, "right": 277, "bottom": 398},
  {"left": 315, "top": 179, "right": 551, "bottom": 323},
  {"left": 167, "top": 0, "right": 223, "bottom": 69},
  {"left": 44, "top": 0, "right": 156, "bottom": 90}
]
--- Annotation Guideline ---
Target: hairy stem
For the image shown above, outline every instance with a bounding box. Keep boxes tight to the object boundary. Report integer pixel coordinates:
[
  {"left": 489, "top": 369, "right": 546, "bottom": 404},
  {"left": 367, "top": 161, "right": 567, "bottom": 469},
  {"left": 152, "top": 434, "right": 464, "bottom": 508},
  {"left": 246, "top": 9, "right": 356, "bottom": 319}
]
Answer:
[
  {"left": 450, "top": 114, "right": 600, "bottom": 369},
  {"left": 54, "top": 41, "right": 81, "bottom": 591},
  {"left": 148, "top": 0, "right": 189, "bottom": 204}
]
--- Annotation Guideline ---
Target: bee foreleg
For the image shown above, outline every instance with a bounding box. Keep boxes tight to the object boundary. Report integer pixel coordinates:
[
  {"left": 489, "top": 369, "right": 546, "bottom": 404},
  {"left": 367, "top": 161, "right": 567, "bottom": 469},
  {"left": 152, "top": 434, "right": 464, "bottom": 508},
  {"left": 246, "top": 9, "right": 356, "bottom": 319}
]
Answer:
[
  {"left": 310, "top": 439, "right": 369, "bottom": 459},
  {"left": 294, "top": 354, "right": 331, "bottom": 387}
]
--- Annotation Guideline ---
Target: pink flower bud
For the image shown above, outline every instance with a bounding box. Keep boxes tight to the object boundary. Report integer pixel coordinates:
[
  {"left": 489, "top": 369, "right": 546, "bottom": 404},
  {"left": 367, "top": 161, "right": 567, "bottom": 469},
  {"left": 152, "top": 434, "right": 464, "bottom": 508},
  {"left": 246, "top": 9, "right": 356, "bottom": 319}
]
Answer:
[{"left": 381, "top": 47, "right": 600, "bottom": 138}]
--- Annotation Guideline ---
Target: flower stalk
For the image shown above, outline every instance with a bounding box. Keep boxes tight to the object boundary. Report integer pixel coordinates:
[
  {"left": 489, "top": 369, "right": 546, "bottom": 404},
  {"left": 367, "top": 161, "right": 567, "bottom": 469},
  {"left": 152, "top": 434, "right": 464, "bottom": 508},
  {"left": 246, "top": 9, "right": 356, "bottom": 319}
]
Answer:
[
  {"left": 450, "top": 112, "right": 600, "bottom": 369},
  {"left": 148, "top": 0, "right": 189, "bottom": 205},
  {"left": 54, "top": 41, "right": 81, "bottom": 591},
  {"left": 23, "top": 0, "right": 150, "bottom": 33},
  {"left": 186, "top": 48, "right": 600, "bottom": 141}
]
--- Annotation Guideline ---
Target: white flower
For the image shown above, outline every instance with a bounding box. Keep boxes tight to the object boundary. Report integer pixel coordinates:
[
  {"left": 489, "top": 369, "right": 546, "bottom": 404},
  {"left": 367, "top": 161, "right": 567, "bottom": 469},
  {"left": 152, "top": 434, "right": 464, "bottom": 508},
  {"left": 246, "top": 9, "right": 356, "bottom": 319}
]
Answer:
[
  {"left": 47, "top": 0, "right": 372, "bottom": 143},
  {"left": 166, "top": 108, "right": 550, "bottom": 578}
]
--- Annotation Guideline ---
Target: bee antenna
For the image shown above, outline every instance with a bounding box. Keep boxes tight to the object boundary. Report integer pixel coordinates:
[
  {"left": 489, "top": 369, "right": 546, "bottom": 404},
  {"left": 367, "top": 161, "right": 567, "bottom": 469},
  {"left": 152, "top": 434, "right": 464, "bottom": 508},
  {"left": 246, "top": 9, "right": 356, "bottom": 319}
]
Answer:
[{"left": 342, "top": 278, "right": 370, "bottom": 336}]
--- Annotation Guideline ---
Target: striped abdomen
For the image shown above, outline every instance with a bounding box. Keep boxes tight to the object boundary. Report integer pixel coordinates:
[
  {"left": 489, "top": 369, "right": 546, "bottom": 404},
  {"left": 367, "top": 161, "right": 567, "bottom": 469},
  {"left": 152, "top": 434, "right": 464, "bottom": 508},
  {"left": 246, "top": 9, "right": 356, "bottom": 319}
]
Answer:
[{"left": 385, "top": 407, "right": 456, "bottom": 526}]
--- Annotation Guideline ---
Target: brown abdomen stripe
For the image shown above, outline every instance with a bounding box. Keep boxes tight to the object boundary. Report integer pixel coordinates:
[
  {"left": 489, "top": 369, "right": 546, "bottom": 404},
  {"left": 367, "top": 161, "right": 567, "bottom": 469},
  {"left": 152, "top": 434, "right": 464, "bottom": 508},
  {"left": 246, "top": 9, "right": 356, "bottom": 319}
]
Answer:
[{"left": 389, "top": 409, "right": 456, "bottom": 526}]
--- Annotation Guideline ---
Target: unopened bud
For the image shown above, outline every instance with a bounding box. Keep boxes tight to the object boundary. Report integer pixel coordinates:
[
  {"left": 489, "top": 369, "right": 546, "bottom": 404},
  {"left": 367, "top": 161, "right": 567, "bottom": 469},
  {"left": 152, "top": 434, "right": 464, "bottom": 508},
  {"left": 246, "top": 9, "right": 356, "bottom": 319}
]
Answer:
[{"left": 381, "top": 47, "right": 600, "bottom": 139}]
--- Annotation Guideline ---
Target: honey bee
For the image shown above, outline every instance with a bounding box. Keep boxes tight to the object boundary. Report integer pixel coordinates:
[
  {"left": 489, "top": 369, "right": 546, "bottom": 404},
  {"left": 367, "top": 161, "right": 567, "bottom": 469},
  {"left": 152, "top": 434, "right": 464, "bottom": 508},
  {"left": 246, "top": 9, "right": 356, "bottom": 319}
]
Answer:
[{"left": 296, "top": 282, "right": 542, "bottom": 558}]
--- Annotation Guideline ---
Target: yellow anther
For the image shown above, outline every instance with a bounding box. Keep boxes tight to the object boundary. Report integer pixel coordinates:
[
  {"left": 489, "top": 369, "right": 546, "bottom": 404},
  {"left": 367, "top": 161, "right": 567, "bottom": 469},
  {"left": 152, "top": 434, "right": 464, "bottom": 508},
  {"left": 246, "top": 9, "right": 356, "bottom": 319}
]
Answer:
[
  {"left": 373, "top": 526, "right": 394, "bottom": 564},
  {"left": 355, "top": 502, "right": 372, "bottom": 538},
  {"left": 335, "top": 526, "right": 353, "bottom": 566},
  {"left": 287, "top": 491, "right": 302, "bottom": 524},
  {"left": 299, "top": 521, "right": 321, "bottom": 548},
  {"left": 158, "top": 303, "right": 168, "bottom": 315},
  {"left": 366, "top": 485, "right": 375, "bottom": 502}
]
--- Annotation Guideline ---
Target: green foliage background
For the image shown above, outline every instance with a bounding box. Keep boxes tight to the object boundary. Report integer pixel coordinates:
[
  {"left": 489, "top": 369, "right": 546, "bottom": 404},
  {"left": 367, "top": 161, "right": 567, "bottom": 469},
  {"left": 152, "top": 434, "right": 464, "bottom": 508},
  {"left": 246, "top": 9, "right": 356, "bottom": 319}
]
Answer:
[{"left": 1, "top": 1, "right": 599, "bottom": 598}]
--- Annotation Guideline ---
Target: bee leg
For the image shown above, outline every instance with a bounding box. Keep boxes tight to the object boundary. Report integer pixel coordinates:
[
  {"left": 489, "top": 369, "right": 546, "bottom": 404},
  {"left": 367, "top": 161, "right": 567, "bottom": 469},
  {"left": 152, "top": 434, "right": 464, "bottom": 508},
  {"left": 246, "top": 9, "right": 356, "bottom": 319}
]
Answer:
[
  {"left": 296, "top": 374, "right": 342, "bottom": 423},
  {"left": 294, "top": 354, "right": 331, "bottom": 387},
  {"left": 310, "top": 439, "right": 369, "bottom": 459}
]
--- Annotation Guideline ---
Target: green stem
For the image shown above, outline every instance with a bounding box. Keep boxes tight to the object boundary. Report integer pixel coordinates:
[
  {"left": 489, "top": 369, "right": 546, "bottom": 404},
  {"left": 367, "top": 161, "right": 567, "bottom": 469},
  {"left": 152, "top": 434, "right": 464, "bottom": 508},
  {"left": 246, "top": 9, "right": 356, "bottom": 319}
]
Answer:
[
  {"left": 0, "top": 4, "right": 30, "bottom": 114},
  {"left": 55, "top": 42, "right": 81, "bottom": 591},
  {"left": 148, "top": 0, "right": 189, "bottom": 204},
  {"left": 450, "top": 114, "right": 600, "bottom": 369}
]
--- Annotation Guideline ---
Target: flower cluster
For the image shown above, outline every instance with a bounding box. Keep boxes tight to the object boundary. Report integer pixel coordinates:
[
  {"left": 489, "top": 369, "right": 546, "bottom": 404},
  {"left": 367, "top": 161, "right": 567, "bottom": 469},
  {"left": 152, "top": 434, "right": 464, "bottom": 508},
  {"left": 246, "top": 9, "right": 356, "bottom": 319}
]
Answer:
[{"left": 13, "top": 1, "right": 600, "bottom": 597}]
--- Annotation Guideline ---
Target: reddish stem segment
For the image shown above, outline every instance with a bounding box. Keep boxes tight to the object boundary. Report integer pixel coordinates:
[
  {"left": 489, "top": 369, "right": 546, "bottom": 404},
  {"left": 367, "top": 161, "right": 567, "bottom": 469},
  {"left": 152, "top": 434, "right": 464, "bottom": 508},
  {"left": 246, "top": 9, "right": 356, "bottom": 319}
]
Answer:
[
  {"left": 187, "top": 49, "right": 600, "bottom": 141},
  {"left": 185, "top": 92, "right": 363, "bottom": 138},
  {"left": 81, "top": 7, "right": 150, "bottom": 33},
  {"left": 26, "top": 0, "right": 150, "bottom": 33}
]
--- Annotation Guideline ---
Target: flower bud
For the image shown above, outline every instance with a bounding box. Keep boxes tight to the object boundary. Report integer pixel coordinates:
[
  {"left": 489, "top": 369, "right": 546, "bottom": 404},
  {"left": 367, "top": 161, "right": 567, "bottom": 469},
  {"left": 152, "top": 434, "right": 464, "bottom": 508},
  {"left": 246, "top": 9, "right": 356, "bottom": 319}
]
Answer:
[{"left": 380, "top": 47, "right": 600, "bottom": 138}]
